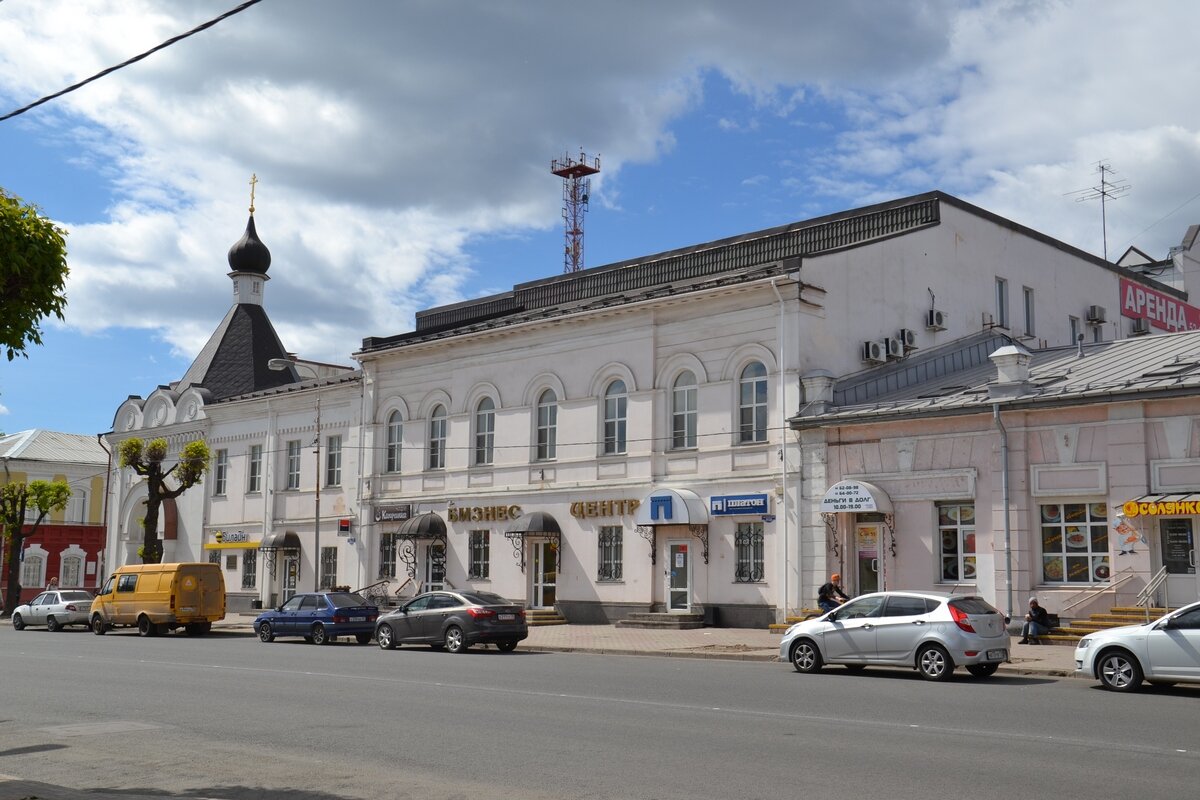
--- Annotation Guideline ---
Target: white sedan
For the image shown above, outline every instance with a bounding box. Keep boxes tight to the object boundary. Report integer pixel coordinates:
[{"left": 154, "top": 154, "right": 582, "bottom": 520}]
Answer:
[
  {"left": 1074, "top": 600, "right": 1200, "bottom": 691},
  {"left": 11, "top": 590, "right": 95, "bottom": 631}
]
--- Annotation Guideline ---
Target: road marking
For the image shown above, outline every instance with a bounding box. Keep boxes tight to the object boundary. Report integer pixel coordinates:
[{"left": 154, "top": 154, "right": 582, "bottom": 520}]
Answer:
[{"left": 41, "top": 721, "right": 164, "bottom": 737}]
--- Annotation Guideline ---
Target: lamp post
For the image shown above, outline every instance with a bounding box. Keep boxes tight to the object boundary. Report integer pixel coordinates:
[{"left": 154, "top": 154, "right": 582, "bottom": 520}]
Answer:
[{"left": 269, "top": 358, "right": 322, "bottom": 591}]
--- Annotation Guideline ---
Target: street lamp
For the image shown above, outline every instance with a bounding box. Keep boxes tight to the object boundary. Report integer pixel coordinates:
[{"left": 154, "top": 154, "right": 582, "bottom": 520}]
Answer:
[{"left": 269, "top": 358, "right": 322, "bottom": 591}]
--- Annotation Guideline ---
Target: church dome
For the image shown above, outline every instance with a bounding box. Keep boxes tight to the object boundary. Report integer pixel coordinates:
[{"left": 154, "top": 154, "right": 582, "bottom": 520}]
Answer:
[{"left": 227, "top": 215, "right": 272, "bottom": 274}]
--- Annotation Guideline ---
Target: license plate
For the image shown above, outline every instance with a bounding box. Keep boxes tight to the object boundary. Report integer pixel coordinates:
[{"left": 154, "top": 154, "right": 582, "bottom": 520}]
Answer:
[
  {"left": 986, "top": 649, "right": 1007, "bottom": 660},
  {"left": 498, "top": 613, "right": 515, "bottom": 621},
  {"left": 350, "top": 616, "right": 365, "bottom": 622}
]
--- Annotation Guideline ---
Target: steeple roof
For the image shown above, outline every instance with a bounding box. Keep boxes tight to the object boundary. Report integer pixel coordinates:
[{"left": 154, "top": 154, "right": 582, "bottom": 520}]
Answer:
[{"left": 227, "top": 214, "right": 271, "bottom": 274}]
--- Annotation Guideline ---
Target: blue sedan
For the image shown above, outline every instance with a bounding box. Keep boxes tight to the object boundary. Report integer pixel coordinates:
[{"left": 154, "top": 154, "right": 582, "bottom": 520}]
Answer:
[{"left": 254, "top": 591, "right": 378, "bottom": 645}]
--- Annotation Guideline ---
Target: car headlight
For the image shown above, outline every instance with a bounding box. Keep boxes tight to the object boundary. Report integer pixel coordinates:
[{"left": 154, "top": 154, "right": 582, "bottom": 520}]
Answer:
[{"left": 1076, "top": 638, "right": 1092, "bottom": 649}]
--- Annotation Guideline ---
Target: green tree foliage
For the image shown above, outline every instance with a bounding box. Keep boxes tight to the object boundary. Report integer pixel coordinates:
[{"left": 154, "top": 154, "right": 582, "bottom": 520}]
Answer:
[
  {"left": 0, "top": 188, "right": 69, "bottom": 361},
  {"left": 119, "top": 438, "right": 210, "bottom": 564},
  {"left": 1, "top": 479, "right": 71, "bottom": 616}
]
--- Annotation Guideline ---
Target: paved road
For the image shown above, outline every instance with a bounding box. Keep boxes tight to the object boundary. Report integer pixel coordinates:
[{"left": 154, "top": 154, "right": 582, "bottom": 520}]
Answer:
[{"left": 0, "top": 626, "right": 1195, "bottom": 800}]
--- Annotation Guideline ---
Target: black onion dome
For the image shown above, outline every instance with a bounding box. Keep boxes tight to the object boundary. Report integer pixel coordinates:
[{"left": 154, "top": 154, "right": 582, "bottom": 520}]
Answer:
[{"left": 227, "top": 215, "right": 271, "bottom": 274}]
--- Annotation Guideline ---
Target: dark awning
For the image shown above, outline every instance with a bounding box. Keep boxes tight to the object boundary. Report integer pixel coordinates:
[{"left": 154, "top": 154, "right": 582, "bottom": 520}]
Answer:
[
  {"left": 505, "top": 511, "right": 562, "bottom": 536},
  {"left": 396, "top": 512, "right": 447, "bottom": 538},
  {"left": 260, "top": 531, "right": 301, "bottom": 551}
]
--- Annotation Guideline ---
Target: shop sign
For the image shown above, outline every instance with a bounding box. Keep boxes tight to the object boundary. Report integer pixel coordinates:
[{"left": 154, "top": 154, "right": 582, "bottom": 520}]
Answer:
[
  {"left": 1120, "top": 277, "right": 1200, "bottom": 332},
  {"left": 1122, "top": 499, "right": 1200, "bottom": 517},
  {"left": 373, "top": 504, "right": 412, "bottom": 522},
  {"left": 214, "top": 530, "right": 249, "bottom": 543},
  {"left": 709, "top": 493, "right": 769, "bottom": 516},
  {"left": 821, "top": 482, "right": 883, "bottom": 513},
  {"left": 447, "top": 504, "right": 522, "bottom": 522},
  {"left": 570, "top": 499, "right": 641, "bottom": 518}
]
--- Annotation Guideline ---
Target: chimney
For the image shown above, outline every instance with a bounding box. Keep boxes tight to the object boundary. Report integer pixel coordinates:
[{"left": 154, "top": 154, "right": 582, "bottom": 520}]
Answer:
[
  {"left": 800, "top": 370, "right": 835, "bottom": 415},
  {"left": 988, "top": 344, "right": 1033, "bottom": 399}
]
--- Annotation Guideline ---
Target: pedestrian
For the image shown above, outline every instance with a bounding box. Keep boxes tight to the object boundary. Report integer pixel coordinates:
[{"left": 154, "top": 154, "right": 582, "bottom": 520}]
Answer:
[
  {"left": 817, "top": 573, "right": 850, "bottom": 614},
  {"left": 46, "top": 576, "right": 59, "bottom": 591},
  {"left": 1019, "top": 596, "right": 1050, "bottom": 644}
]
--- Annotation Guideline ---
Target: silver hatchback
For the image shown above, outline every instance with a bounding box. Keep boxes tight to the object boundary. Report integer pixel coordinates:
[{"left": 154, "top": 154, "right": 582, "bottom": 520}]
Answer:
[{"left": 780, "top": 591, "right": 1010, "bottom": 681}]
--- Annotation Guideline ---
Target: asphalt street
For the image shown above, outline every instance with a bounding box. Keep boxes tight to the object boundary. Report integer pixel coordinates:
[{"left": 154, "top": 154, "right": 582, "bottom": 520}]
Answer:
[{"left": 1, "top": 625, "right": 1196, "bottom": 800}]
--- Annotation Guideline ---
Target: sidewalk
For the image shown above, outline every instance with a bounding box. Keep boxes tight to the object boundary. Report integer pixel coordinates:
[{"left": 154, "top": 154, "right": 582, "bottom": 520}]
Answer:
[{"left": 214, "top": 614, "right": 1079, "bottom": 677}]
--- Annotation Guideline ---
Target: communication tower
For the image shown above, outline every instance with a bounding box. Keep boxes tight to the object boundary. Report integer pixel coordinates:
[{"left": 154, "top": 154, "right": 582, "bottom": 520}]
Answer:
[{"left": 551, "top": 150, "right": 600, "bottom": 273}]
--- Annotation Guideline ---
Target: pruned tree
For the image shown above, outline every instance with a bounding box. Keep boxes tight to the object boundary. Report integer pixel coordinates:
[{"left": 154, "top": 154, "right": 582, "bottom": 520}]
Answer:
[
  {"left": 1, "top": 479, "right": 71, "bottom": 616},
  {"left": 119, "top": 438, "right": 210, "bottom": 564},
  {"left": 0, "top": 188, "right": 69, "bottom": 361}
]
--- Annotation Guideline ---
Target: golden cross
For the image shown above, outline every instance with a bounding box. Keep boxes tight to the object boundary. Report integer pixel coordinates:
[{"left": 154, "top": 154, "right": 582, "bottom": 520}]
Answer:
[{"left": 249, "top": 173, "right": 258, "bottom": 214}]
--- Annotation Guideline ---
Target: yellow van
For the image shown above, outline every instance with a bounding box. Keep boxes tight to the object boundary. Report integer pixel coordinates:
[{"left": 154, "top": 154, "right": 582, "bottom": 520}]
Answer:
[{"left": 90, "top": 562, "right": 226, "bottom": 636}]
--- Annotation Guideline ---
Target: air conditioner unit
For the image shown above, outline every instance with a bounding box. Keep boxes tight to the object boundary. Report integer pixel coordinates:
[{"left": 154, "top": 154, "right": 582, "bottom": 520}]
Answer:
[
  {"left": 861, "top": 340, "right": 886, "bottom": 363},
  {"left": 926, "top": 308, "right": 947, "bottom": 331},
  {"left": 898, "top": 328, "right": 919, "bottom": 349},
  {"left": 885, "top": 337, "right": 904, "bottom": 359},
  {"left": 1130, "top": 317, "right": 1151, "bottom": 336},
  {"left": 1086, "top": 305, "right": 1107, "bottom": 324}
]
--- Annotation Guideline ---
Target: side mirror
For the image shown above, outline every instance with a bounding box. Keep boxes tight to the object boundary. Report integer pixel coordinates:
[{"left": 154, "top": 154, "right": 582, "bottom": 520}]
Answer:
[{"left": 1159, "top": 617, "right": 1177, "bottom": 630}]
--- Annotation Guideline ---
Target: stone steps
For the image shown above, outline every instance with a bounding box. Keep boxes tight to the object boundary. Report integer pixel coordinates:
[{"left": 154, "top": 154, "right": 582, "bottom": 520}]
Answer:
[
  {"left": 526, "top": 608, "right": 568, "bottom": 627},
  {"left": 616, "top": 612, "right": 706, "bottom": 630}
]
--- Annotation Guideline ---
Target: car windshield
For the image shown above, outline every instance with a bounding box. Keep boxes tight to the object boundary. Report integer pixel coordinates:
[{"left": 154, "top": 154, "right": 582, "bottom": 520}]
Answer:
[
  {"left": 460, "top": 591, "right": 510, "bottom": 606},
  {"left": 60, "top": 591, "right": 93, "bottom": 602},
  {"left": 948, "top": 597, "right": 999, "bottom": 615},
  {"left": 326, "top": 592, "right": 369, "bottom": 608}
]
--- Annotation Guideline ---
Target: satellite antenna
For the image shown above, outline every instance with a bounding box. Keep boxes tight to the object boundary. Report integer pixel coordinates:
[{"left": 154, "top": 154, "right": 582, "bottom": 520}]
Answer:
[{"left": 1066, "top": 160, "right": 1130, "bottom": 262}]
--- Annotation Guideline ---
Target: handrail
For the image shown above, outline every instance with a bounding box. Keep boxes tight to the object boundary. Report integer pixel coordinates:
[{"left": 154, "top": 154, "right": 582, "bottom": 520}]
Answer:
[
  {"left": 1059, "top": 567, "right": 1138, "bottom": 613},
  {"left": 1136, "top": 566, "right": 1169, "bottom": 620}
]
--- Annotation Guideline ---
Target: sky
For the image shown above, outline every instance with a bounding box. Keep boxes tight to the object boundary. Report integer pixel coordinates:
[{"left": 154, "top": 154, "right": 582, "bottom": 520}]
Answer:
[{"left": 3, "top": 0, "right": 1200, "bottom": 437}]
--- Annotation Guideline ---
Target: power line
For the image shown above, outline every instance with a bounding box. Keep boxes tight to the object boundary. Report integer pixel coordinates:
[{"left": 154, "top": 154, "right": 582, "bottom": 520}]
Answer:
[{"left": 0, "top": 0, "right": 265, "bottom": 123}]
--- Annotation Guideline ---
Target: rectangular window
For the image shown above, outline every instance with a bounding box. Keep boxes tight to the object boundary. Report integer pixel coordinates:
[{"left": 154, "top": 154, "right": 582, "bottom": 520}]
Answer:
[
  {"left": 672, "top": 382, "right": 697, "bottom": 449},
  {"left": 995, "top": 277, "right": 1009, "bottom": 328},
  {"left": 286, "top": 440, "right": 301, "bottom": 490},
  {"left": 598, "top": 526, "right": 623, "bottom": 581},
  {"left": 468, "top": 530, "right": 490, "bottom": 579},
  {"left": 378, "top": 533, "right": 397, "bottom": 579},
  {"left": 213, "top": 449, "right": 228, "bottom": 496},
  {"left": 1069, "top": 316, "right": 1081, "bottom": 344},
  {"left": 225, "top": 554, "right": 238, "bottom": 571},
  {"left": 536, "top": 396, "right": 558, "bottom": 460},
  {"left": 1022, "top": 286, "right": 1035, "bottom": 336},
  {"left": 320, "top": 546, "right": 337, "bottom": 590},
  {"left": 735, "top": 522, "right": 765, "bottom": 582},
  {"left": 242, "top": 549, "right": 257, "bottom": 590},
  {"left": 209, "top": 549, "right": 221, "bottom": 565},
  {"left": 325, "top": 435, "right": 342, "bottom": 487},
  {"left": 66, "top": 490, "right": 88, "bottom": 523},
  {"left": 247, "top": 444, "right": 263, "bottom": 493},
  {"left": 1040, "top": 503, "right": 1109, "bottom": 583},
  {"left": 937, "top": 503, "right": 977, "bottom": 582}
]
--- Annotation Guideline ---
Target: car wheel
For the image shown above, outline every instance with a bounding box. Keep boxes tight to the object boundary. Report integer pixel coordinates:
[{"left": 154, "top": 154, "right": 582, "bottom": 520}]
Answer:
[
  {"left": 11, "top": 613, "right": 25, "bottom": 631},
  {"left": 966, "top": 663, "right": 999, "bottom": 678},
  {"left": 1097, "top": 649, "right": 1143, "bottom": 692},
  {"left": 355, "top": 633, "right": 373, "bottom": 644},
  {"left": 46, "top": 616, "right": 62, "bottom": 632},
  {"left": 377, "top": 623, "right": 397, "bottom": 650},
  {"left": 790, "top": 639, "right": 823, "bottom": 673},
  {"left": 917, "top": 644, "right": 954, "bottom": 681},
  {"left": 497, "top": 639, "right": 519, "bottom": 652},
  {"left": 444, "top": 625, "right": 467, "bottom": 654},
  {"left": 137, "top": 615, "right": 156, "bottom": 637},
  {"left": 258, "top": 622, "right": 275, "bottom": 643},
  {"left": 91, "top": 614, "right": 107, "bottom": 635},
  {"left": 311, "top": 623, "right": 329, "bottom": 645}
]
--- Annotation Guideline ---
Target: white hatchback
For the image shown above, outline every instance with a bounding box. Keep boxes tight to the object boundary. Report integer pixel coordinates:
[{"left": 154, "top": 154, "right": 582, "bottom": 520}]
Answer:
[
  {"left": 1074, "top": 600, "right": 1200, "bottom": 692},
  {"left": 779, "top": 591, "right": 1010, "bottom": 681}
]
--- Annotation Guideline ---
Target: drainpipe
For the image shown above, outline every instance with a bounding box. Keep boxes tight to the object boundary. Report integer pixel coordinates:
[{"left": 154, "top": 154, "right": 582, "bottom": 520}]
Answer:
[
  {"left": 993, "top": 404, "right": 1013, "bottom": 618},
  {"left": 770, "top": 277, "right": 790, "bottom": 621},
  {"left": 96, "top": 434, "right": 113, "bottom": 589}
]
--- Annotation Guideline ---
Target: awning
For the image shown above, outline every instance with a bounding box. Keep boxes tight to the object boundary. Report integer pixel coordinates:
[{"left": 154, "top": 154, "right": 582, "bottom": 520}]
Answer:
[
  {"left": 505, "top": 511, "right": 562, "bottom": 536},
  {"left": 1121, "top": 494, "right": 1200, "bottom": 518},
  {"left": 259, "top": 531, "right": 301, "bottom": 551},
  {"left": 820, "top": 480, "right": 894, "bottom": 514},
  {"left": 395, "top": 512, "right": 447, "bottom": 538},
  {"left": 634, "top": 488, "right": 709, "bottom": 526}
]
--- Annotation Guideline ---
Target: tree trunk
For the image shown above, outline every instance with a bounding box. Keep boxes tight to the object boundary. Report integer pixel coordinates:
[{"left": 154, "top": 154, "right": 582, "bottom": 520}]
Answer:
[
  {"left": 141, "top": 482, "right": 163, "bottom": 564},
  {"left": 3, "top": 533, "right": 26, "bottom": 616}
]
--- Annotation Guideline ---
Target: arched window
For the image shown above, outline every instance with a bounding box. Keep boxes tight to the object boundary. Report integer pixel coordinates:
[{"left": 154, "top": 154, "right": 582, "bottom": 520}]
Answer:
[
  {"left": 536, "top": 389, "right": 557, "bottom": 461},
  {"left": 60, "top": 555, "right": 84, "bottom": 587},
  {"left": 21, "top": 552, "right": 44, "bottom": 588},
  {"left": 475, "top": 397, "right": 495, "bottom": 465},
  {"left": 672, "top": 370, "right": 697, "bottom": 449},
  {"left": 603, "top": 380, "right": 627, "bottom": 455},
  {"left": 738, "top": 361, "right": 768, "bottom": 443},
  {"left": 428, "top": 405, "right": 447, "bottom": 469},
  {"left": 386, "top": 410, "right": 403, "bottom": 472}
]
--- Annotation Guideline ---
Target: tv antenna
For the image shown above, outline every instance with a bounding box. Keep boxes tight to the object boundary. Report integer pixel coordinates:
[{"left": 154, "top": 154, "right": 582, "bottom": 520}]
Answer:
[
  {"left": 1066, "top": 160, "right": 1130, "bottom": 262},
  {"left": 551, "top": 150, "right": 600, "bottom": 273}
]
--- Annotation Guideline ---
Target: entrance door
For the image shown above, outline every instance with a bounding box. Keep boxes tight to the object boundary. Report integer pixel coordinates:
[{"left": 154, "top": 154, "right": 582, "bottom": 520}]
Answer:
[
  {"left": 424, "top": 543, "right": 446, "bottom": 592},
  {"left": 856, "top": 523, "right": 880, "bottom": 595},
  {"left": 667, "top": 541, "right": 690, "bottom": 612},
  {"left": 282, "top": 554, "right": 299, "bottom": 602},
  {"left": 531, "top": 541, "right": 556, "bottom": 609},
  {"left": 1159, "top": 519, "right": 1197, "bottom": 607}
]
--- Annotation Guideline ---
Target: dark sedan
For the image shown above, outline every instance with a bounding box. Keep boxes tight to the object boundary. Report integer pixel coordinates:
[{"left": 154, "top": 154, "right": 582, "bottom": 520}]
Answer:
[
  {"left": 254, "top": 591, "right": 378, "bottom": 645},
  {"left": 375, "top": 590, "right": 528, "bottom": 653}
]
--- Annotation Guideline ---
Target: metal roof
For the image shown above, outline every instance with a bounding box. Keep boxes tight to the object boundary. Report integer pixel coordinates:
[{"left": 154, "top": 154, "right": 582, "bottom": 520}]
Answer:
[{"left": 0, "top": 429, "right": 109, "bottom": 464}]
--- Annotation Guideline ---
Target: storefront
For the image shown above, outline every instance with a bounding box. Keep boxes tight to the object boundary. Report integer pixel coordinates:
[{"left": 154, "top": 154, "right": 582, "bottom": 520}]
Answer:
[
  {"left": 818, "top": 480, "right": 895, "bottom": 596},
  {"left": 1119, "top": 495, "right": 1200, "bottom": 607},
  {"left": 202, "top": 528, "right": 262, "bottom": 612}
]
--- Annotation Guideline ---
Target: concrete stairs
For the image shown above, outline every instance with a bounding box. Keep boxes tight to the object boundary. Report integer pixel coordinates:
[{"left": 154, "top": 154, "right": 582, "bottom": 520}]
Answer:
[
  {"left": 525, "top": 608, "right": 568, "bottom": 627},
  {"left": 616, "top": 612, "right": 706, "bottom": 630},
  {"left": 768, "top": 609, "right": 824, "bottom": 633}
]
